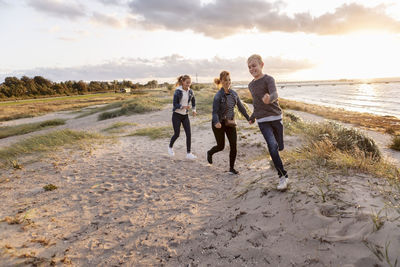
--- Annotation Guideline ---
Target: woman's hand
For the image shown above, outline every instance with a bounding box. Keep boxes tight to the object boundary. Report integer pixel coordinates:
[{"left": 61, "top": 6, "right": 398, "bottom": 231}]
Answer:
[
  {"left": 215, "top": 122, "right": 222, "bottom": 128},
  {"left": 262, "top": 93, "right": 270, "bottom": 104},
  {"left": 183, "top": 105, "right": 190, "bottom": 110},
  {"left": 192, "top": 110, "right": 197, "bottom": 116}
]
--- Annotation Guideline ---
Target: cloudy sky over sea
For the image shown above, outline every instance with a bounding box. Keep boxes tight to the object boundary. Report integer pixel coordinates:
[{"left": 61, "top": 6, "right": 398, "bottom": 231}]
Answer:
[{"left": 1, "top": 0, "right": 400, "bottom": 82}]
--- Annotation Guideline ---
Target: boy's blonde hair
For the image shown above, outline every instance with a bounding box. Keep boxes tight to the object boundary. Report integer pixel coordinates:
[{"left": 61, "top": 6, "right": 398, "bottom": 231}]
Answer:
[{"left": 247, "top": 54, "right": 263, "bottom": 65}]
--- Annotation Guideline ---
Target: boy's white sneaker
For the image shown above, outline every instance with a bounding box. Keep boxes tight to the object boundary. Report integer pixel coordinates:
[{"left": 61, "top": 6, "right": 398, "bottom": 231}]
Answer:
[
  {"left": 277, "top": 176, "right": 289, "bottom": 190},
  {"left": 168, "top": 146, "right": 175, "bottom": 156},
  {"left": 186, "top": 153, "right": 197, "bottom": 159}
]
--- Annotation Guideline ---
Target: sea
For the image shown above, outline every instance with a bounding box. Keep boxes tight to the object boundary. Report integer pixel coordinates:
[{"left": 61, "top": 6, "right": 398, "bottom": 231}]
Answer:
[{"left": 234, "top": 81, "right": 400, "bottom": 119}]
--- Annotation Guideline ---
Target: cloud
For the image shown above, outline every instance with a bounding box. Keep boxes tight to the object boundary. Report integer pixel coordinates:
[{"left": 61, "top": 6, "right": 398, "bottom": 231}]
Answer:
[
  {"left": 91, "top": 12, "right": 124, "bottom": 28},
  {"left": 127, "top": 0, "right": 400, "bottom": 37},
  {"left": 0, "top": 55, "right": 313, "bottom": 82},
  {"left": 97, "top": 0, "right": 127, "bottom": 5},
  {"left": 27, "top": 0, "right": 86, "bottom": 20}
]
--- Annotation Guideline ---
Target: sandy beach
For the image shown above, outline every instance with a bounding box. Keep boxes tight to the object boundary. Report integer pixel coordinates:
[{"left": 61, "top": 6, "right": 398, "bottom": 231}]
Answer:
[{"left": 1, "top": 104, "right": 400, "bottom": 266}]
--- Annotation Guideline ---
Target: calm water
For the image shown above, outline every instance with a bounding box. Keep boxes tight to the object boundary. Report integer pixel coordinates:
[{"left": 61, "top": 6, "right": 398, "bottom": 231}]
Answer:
[{"left": 236, "top": 82, "right": 400, "bottom": 119}]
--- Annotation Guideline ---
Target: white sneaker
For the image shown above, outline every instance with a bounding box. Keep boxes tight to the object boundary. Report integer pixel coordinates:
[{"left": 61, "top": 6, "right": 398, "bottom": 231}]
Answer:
[
  {"left": 186, "top": 153, "right": 197, "bottom": 159},
  {"left": 277, "top": 176, "right": 289, "bottom": 190},
  {"left": 168, "top": 146, "right": 174, "bottom": 156}
]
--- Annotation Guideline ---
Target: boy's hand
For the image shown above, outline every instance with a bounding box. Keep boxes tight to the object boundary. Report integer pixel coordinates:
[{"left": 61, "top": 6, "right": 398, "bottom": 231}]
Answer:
[
  {"left": 262, "top": 93, "right": 270, "bottom": 104},
  {"left": 215, "top": 122, "right": 222, "bottom": 128},
  {"left": 192, "top": 110, "right": 197, "bottom": 116},
  {"left": 183, "top": 105, "right": 190, "bottom": 110},
  {"left": 248, "top": 119, "right": 254, "bottom": 124}
]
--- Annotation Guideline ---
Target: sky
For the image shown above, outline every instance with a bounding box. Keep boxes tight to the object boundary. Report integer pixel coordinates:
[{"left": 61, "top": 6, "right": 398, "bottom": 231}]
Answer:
[{"left": 1, "top": 0, "right": 400, "bottom": 83}]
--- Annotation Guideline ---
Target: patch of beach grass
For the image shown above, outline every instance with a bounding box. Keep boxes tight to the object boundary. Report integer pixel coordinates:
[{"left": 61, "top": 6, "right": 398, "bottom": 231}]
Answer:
[
  {"left": 102, "top": 122, "right": 137, "bottom": 133},
  {"left": 0, "top": 93, "right": 130, "bottom": 121},
  {"left": 283, "top": 121, "right": 399, "bottom": 180},
  {"left": 75, "top": 100, "right": 128, "bottom": 118},
  {"left": 98, "top": 97, "right": 169, "bottom": 120},
  {"left": 283, "top": 111, "right": 307, "bottom": 136},
  {"left": 128, "top": 126, "right": 172, "bottom": 140},
  {"left": 304, "top": 121, "right": 381, "bottom": 160},
  {"left": 390, "top": 135, "right": 400, "bottom": 151},
  {"left": 0, "top": 129, "right": 102, "bottom": 168},
  {"left": 0, "top": 119, "right": 66, "bottom": 139},
  {"left": 43, "top": 184, "right": 58, "bottom": 191}
]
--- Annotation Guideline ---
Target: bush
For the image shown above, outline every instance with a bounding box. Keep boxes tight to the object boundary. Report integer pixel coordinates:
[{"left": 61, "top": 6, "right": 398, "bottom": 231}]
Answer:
[
  {"left": 306, "top": 121, "right": 381, "bottom": 161},
  {"left": 390, "top": 135, "right": 400, "bottom": 151}
]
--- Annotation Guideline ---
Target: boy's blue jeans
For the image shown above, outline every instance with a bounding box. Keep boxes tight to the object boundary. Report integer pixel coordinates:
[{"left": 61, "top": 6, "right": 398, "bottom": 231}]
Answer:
[{"left": 258, "top": 120, "right": 287, "bottom": 177}]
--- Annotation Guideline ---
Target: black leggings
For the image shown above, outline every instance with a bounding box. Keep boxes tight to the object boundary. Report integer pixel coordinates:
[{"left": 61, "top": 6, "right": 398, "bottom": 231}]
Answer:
[
  {"left": 169, "top": 112, "right": 191, "bottom": 153},
  {"left": 208, "top": 123, "right": 237, "bottom": 169}
]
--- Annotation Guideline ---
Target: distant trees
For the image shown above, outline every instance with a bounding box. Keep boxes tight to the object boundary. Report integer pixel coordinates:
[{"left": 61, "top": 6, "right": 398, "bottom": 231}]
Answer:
[{"left": 0, "top": 76, "right": 171, "bottom": 100}]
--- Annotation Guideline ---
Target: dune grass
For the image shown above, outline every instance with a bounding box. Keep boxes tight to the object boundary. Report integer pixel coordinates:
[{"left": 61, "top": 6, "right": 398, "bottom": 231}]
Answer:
[
  {"left": 102, "top": 122, "right": 137, "bottom": 133},
  {"left": 390, "top": 135, "right": 400, "bottom": 151},
  {"left": 280, "top": 115, "right": 399, "bottom": 180},
  {"left": 97, "top": 96, "right": 170, "bottom": 120},
  {"left": 0, "top": 129, "right": 101, "bottom": 168},
  {"left": 0, "top": 93, "right": 132, "bottom": 122},
  {"left": 0, "top": 119, "right": 66, "bottom": 139},
  {"left": 128, "top": 126, "right": 172, "bottom": 140}
]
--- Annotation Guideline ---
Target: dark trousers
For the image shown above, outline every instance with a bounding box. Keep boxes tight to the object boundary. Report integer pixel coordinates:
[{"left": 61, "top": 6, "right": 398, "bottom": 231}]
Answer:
[
  {"left": 169, "top": 112, "right": 191, "bottom": 153},
  {"left": 258, "top": 120, "right": 287, "bottom": 177},
  {"left": 208, "top": 123, "right": 237, "bottom": 169}
]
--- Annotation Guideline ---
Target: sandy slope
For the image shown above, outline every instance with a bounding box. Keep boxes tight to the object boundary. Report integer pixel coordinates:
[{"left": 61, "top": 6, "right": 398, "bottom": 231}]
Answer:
[{"left": 1, "top": 106, "right": 400, "bottom": 266}]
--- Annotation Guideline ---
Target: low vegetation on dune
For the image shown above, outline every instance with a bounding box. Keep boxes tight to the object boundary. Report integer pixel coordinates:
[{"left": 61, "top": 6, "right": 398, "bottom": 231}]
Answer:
[
  {"left": 0, "top": 129, "right": 102, "bottom": 169},
  {"left": 0, "top": 93, "right": 132, "bottom": 121},
  {"left": 0, "top": 119, "right": 66, "bottom": 139},
  {"left": 128, "top": 126, "right": 172, "bottom": 140},
  {"left": 390, "top": 135, "right": 400, "bottom": 151},
  {"left": 102, "top": 122, "right": 137, "bottom": 134},
  {"left": 98, "top": 96, "right": 169, "bottom": 120},
  {"left": 281, "top": 112, "right": 400, "bottom": 180}
]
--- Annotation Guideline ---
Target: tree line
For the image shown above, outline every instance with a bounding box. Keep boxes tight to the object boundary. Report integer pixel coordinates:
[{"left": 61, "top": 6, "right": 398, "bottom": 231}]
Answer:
[{"left": 0, "top": 76, "right": 168, "bottom": 99}]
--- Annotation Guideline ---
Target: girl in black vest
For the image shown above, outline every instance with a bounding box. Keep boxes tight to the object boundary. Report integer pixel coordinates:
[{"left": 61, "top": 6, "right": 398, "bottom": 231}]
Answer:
[{"left": 207, "top": 71, "right": 251, "bottom": 174}]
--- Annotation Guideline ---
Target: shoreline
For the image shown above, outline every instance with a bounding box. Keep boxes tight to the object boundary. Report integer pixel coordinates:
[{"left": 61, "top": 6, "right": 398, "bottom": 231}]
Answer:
[{"left": 279, "top": 98, "right": 400, "bottom": 135}]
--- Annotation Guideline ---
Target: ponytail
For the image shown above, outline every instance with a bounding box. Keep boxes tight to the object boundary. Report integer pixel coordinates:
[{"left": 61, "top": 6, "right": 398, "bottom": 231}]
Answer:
[
  {"left": 175, "top": 74, "right": 191, "bottom": 87},
  {"left": 214, "top": 70, "right": 230, "bottom": 89}
]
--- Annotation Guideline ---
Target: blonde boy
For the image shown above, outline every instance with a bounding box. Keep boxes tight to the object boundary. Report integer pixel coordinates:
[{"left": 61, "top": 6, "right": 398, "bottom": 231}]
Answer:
[{"left": 247, "top": 54, "right": 289, "bottom": 190}]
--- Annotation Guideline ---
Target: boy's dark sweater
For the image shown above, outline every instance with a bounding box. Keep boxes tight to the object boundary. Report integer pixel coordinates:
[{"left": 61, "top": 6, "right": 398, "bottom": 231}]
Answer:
[{"left": 248, "top": 74, "right": 282, "bottom": 121}]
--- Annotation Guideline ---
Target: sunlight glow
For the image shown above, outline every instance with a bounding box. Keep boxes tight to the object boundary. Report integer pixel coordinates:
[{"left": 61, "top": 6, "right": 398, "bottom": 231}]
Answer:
[{"left": 358, "top": 84, "right": 376, "bottom": 97}]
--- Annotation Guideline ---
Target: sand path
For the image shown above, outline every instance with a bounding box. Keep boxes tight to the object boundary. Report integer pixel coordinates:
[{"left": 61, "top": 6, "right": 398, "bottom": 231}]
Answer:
[{"left": 1, "top": 106, "right": 400, "bottom": 266}]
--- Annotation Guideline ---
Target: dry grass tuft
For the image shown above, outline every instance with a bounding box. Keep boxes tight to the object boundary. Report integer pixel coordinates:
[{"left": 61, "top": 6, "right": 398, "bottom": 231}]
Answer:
[
  {"left": 0, "top": 119, "right": 66, "bottom": 139},
  {"left": 0, "top": 129, "right": 102, "bottom": 168},
  {"left": 128, "top": 126, "right": 172, "bottom": 140}
]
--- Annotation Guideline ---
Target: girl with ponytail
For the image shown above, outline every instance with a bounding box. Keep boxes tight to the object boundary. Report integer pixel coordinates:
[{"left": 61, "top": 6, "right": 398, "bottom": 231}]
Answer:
[{"left": 168, "top": 75, "right": 197, "bottom": 159}]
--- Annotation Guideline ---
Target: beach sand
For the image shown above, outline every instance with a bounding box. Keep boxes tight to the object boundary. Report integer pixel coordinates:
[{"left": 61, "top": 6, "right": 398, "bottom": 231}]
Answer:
[{"left": 1, "top": 105, "right": 400, "bottom": 266}]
